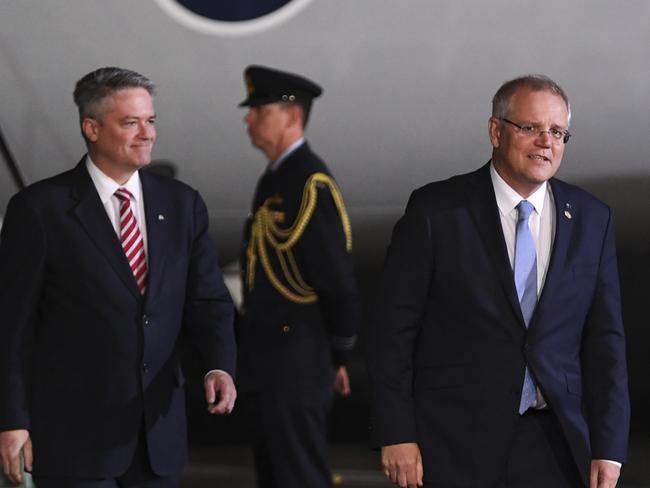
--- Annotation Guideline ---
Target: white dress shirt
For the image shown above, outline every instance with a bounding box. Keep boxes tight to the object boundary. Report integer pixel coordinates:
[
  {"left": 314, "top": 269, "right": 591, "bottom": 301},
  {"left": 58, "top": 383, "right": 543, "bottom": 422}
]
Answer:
[
  {"left": 490, "top": 163, "right": 554, "bottom": 409},
  {"left": 86, "top": 155, "right": 148, "bottom": 260},
  {"left": 490, "top": 163, "right": 555, "bottom": 296}
]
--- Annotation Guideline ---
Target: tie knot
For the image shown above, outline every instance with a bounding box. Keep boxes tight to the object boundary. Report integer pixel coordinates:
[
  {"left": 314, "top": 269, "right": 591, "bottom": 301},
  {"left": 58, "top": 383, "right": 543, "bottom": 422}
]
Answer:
[
  {"left": 115, "top": 188, "right": 132, "bottom": 202},
  {"left": 517, "top": 200, "right": 534, "bottom": 221}
]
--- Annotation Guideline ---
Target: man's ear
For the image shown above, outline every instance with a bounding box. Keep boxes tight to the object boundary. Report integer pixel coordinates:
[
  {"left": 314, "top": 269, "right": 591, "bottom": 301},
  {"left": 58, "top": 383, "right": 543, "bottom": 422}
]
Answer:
[
  {"left": 82, "top": 118, "right": 99, "bottom": 142},
  {"left": 287, "top": 104, "right": 304, "bottom": 129},
  {"left": 488, "top": 116, "right": 501, "bottom": 148}
]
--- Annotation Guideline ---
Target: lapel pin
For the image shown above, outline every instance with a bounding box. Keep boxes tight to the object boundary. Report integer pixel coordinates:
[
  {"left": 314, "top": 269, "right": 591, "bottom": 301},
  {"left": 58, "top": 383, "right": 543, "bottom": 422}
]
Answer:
[
  {"left": 564, "top": 210, "right": 572, "bottom": 219},
  {"left": 158, "top": 214, "right": 165, "bottom": 221}
]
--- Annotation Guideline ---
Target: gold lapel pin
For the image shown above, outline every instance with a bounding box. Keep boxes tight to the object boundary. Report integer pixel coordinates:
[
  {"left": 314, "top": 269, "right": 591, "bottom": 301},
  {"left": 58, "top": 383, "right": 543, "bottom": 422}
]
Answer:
[{"left": 158, "top": 214, "right": 165, "bottom": 221}]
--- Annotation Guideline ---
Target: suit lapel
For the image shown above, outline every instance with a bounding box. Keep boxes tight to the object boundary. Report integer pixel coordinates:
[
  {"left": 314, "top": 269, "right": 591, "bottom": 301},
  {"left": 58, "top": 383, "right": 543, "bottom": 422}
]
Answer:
[
  {"left": 535, "top": 179, "right": 574, "bottom": 316},
  {"left": 465, "top": 164, "right": 524, "bottom": 326},
  {"left": 140, "top": 171, "right": 169, "bottom": 304},
  {"left": 70, "top": 159, "right": 140, "bottom": 298}
]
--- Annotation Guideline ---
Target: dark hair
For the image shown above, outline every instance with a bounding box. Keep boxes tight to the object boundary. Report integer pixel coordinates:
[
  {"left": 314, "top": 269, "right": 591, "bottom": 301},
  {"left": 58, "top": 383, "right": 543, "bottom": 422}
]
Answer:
[
  {"left": 296, "top": 99, "right": 313, "bottom": 128},
  {"left": 492, "top": 74, "right": 571, "bottom": 124}
]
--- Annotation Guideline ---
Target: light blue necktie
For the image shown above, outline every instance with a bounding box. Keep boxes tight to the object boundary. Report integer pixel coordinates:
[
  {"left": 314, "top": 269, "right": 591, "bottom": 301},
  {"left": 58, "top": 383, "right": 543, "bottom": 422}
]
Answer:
[{"left": 514, "top": 200, "right": 538, "bottom": 414}]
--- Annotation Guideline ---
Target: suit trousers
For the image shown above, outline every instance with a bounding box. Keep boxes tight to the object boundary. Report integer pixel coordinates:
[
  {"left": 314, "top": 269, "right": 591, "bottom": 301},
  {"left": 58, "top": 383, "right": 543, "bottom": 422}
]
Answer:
[
  {"left": 498, "top": 409, "right": 584, "bottom": 488},
  {"left": 244, "top": 389, "right": 333, "bottom": 488},
  {"left": 32, "top": 422, "right": 181, "bottom": 488},
  {"left": 420, "top": 409, "right": 584, "bottom": 487}
]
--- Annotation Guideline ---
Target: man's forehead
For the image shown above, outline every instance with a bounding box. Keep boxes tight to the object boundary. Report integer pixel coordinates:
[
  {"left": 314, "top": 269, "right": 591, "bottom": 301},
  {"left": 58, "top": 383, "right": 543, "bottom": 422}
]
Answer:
[
  {"left": 510, "top": 88, "right": 567, "bottom": 108},
  {"left": 99, "top": 89, "right": 154, "bottom": 112},
  {"left": 508, "top": 89, "right": 568, "bottom": 117}
]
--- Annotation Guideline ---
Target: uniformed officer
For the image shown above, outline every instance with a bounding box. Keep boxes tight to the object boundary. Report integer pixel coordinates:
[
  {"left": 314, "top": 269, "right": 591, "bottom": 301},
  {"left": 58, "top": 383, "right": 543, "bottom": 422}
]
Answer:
[{"left": 237, "top": 65, "right": 360, "bottom": 488}]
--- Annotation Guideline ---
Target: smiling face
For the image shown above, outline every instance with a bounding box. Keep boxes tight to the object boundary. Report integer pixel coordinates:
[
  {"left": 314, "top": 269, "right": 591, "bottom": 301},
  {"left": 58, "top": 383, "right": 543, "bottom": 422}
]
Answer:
[
  {"left": 82, "top": 87, "right": 156, "bottom": 184},
  {"left": 488, "top": 87, "right": 569, "bottom": 197}
]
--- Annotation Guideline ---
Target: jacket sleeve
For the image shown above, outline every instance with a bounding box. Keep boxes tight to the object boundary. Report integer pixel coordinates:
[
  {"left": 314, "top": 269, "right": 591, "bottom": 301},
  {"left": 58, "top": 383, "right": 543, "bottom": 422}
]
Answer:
[
  {"left": 366, "top": 190, "right": 434, "bottom": 448},
  {"left": 0, "top": 193, "right": 46, "bottom": 431},
  {"left": 298, "top": 182, "right": 360, "bottom": 367},
  {"left": 581, "top": 209, "right": 630, "bottom": 462},
  {"left": 182, "top": 191, "right": 237, "bottom": 378}
]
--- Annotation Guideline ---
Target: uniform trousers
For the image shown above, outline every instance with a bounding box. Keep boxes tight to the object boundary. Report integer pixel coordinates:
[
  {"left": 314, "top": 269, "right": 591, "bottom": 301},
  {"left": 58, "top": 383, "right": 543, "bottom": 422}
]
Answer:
[{"left": 244, "top": 389, "right": 333, "bottom": 488}]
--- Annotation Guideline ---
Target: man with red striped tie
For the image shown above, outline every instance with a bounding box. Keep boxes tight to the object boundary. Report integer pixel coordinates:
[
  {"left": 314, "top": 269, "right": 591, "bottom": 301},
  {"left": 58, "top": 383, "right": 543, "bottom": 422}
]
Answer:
[{"left": 0, "top": 67, "right": 237, "bottom": 487}]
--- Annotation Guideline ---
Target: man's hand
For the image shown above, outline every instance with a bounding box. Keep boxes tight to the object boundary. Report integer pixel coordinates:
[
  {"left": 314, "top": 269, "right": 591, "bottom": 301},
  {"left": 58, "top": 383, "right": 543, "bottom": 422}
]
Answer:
[
  {"left": 333, "top": 365, "right": 351, "bottom": 397},
  {"left": 381, "top": 442, "right": 423, "bottom": 488},
  {"left": 0, "top": 429, "right": 32, "bottom": 484},
  {"left": 590, "top": 459, "right": 621, "bottom": 488},
  {"left": 204, "top": 371, "right": 237, "bottom": 415}
]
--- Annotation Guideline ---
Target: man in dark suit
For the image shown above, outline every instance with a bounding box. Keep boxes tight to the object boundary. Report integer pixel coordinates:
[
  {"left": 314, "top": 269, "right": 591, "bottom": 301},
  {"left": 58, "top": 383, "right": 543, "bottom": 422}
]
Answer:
[
  {"left": 237, "top": 65, "right": 360, "bottom": 487},
  {"left": 0, "top": 67, "right": 237, "bottom": 487},
  {"left": 367, "top": 75, "right": 630, "bottom": 488}
]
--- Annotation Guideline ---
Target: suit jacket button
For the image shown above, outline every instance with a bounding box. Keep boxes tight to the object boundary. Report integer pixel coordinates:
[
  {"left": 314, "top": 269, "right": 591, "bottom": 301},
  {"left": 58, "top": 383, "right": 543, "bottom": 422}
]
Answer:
[
  {"left": 142, "top": 363, "right": 149, "bottom": 374},
  {"left": 281, "top": 324, "right": 291, "bottom": 333}
]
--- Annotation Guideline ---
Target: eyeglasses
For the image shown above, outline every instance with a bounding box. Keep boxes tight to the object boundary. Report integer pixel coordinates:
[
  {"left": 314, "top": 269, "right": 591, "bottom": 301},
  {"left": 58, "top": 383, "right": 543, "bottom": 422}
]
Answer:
[{"left": 500, "top": 118, "right": 571, "bottom": 144}]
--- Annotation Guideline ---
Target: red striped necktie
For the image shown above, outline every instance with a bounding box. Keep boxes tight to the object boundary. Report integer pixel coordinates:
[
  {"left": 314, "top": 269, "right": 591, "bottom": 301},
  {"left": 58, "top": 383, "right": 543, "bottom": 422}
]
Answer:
[{"left": 114, "top": 188, "right": 148, "bottom": 295}]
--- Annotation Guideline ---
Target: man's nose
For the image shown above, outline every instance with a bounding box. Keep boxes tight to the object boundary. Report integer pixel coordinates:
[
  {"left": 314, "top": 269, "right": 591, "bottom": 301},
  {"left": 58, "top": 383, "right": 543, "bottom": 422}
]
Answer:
[
  {"left": 138, "top": 122, "right": 155, "bottom": 139},
  {"left": 535, "top": 130, "right": 553, "bottom": 146}
]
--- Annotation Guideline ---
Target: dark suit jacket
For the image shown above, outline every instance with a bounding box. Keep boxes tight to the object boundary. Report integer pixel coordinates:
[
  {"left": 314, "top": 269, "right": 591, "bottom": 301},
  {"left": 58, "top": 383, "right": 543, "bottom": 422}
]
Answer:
[
  {"left": 0, "top": 159, "right": 236, "bottom": 477},
  {"left": 238, "top": 142, "right": 360, "bottom": 395},
  {"left": 367, "top": 163, "right": 629, "bottom": 487}
]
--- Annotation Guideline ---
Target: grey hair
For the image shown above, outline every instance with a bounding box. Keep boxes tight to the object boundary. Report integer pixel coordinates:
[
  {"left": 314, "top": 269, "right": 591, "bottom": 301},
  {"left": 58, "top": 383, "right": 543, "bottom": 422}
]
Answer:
[
  {"left": 73, "top": 67, "right": 155, "bottom": 123},
  {"left": 492, "top": 74, "right": 571, "bottom": 125}
]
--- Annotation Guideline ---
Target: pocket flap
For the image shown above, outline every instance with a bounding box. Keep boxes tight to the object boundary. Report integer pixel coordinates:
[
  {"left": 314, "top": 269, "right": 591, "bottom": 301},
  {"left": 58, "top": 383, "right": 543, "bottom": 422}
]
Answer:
[{"left": 565, "top": 371, "right": 582, "bottom": 396}]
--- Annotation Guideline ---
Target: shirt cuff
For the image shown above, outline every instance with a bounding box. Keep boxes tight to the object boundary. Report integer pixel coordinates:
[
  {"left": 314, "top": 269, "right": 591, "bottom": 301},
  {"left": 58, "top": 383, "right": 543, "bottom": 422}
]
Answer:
[
  {"left": 204, "top": 369, "right": 231, "bottom": 381},
  {"left": 596, "top": 459, "right": 622, "bottom": 468}
]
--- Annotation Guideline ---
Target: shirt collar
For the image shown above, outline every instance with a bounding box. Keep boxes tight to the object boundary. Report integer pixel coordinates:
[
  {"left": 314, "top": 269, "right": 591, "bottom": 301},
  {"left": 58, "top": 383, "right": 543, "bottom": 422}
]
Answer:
[
  {"left": 490, "top": 162, "right": 547, "bottom": 217},
  {"left": 86, "top": 155, "right": 142, "bottom": 204},
  {"left": 269, "top": 137, "right": 305, "bottom": 172}
]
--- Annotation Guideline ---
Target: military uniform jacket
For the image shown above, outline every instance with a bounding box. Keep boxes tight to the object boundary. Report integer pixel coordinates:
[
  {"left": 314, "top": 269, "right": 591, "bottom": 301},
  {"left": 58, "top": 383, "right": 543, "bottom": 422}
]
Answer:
[{"left": 239, "top": 142, "right": 360, "bottom": 394}]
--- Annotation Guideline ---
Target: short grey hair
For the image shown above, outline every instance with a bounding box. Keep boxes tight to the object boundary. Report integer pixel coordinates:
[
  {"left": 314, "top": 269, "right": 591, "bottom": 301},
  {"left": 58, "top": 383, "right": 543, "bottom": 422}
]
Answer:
[
  {"left": 492, "top": 74, "right": 571, "bottom": 125},
  {"left": 73, "top": 67, "right": 156, "bottom": 122}
]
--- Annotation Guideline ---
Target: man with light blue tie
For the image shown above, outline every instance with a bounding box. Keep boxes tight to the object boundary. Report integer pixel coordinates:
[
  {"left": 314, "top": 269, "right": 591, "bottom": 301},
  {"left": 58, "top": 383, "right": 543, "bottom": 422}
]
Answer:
[{"left": 367, "top": 75, "right": 630, "bottom": 488}]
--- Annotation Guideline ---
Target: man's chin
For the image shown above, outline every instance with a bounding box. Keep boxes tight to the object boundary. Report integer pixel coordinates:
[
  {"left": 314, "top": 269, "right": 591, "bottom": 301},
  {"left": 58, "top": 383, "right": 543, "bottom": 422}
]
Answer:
[{"left": 133, "top": 159, "right": 152, "bottom": 169}]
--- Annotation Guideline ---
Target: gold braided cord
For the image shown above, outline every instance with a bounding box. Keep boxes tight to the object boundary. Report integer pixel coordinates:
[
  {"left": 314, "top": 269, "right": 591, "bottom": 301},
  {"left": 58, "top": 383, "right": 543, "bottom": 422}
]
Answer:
[
  {"left": 287, "top": 248, "right": 313, "bottom": 292},
  {"left": 246, "top": 238, "right": 257, "bottom": 290},
  {"left": 245, "top": 172, "right": 353, "bottom": 304},
  {"left": 253, "top": 208, "right": 317, "bottom": 304},
  {"left": 276, "top": 246, "right": 314, "bottom": 297},
  {"left": 263, "top": 173, "right": 352, "bottom": 252}
]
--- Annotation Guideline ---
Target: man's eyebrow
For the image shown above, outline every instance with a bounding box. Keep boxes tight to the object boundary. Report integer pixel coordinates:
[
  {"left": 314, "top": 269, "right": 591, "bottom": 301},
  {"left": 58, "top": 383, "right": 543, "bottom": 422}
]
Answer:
[{"left": 118, "top": 114, "right": 156, "bottom": 121}]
